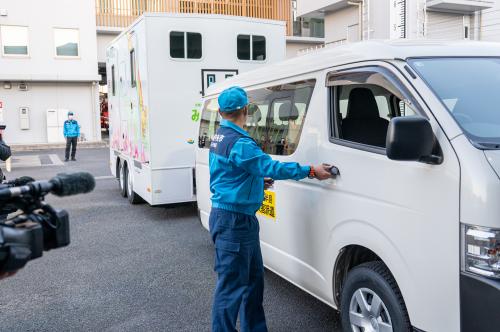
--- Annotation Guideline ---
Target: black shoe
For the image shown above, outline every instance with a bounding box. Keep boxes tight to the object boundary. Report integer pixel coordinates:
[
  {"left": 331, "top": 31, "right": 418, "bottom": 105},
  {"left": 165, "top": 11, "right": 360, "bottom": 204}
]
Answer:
[
  {"left": 71, "top": 158, "right": 76, "bottom": 161},
  {"left": 64, "top": 158, "right": 69, "bottom": 162}
]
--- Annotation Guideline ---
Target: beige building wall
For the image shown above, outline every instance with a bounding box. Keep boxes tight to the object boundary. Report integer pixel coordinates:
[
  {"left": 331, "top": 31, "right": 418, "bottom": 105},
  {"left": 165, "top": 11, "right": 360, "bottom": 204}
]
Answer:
[
  {"left": 97, "top": 33, "right": 118, "bottom": 63},
  {"left": 0, "top": 82, "right": 99, "bottom": 144},
  {"left": 0, "top": 0, "right": 100, "bottom": 144},
  {"left": 324, "top": 5, "right": 359, "bottom": 44}
]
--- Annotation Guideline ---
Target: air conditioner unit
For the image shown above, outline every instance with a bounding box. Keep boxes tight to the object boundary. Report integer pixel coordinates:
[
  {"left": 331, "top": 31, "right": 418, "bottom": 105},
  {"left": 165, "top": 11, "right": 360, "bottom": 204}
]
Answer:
[{"left": 18, "top": 82, "right": 28, "bottom": 91}]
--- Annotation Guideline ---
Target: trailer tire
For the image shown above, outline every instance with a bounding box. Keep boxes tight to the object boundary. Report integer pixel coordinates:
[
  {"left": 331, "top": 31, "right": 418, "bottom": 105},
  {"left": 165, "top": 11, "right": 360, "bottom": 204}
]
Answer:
[
  {"left": 340, "top": 261, "right": 411, "bottom": 332},
  {"left": 119, "top": 161, "right": 128, "bottom": 198},
  {"left": 126, "top": 165, "right": 142, "bottom": 204}
]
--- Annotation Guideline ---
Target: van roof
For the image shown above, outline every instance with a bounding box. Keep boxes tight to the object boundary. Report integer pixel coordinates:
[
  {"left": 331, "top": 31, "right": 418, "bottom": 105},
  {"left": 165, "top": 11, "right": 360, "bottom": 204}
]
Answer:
[{"left": 205, "top": 39, "right": 500, "bottom": 96}]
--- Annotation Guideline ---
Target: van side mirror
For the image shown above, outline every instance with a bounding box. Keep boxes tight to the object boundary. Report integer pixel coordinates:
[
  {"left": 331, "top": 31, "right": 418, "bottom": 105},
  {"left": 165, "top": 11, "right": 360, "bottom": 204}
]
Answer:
[{"left": 386, "top": 116, "right": 437, "bottom": 163}]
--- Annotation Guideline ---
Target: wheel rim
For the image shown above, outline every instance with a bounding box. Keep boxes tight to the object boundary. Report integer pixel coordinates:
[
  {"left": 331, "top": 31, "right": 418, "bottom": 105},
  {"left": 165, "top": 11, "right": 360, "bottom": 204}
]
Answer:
[
  {"left": 349, "top": 288, "right": 393, "bottom": 332},
  {"left": 127, "top": 168, "right": 133, "bottom": 197},
  {"left": 119, "top": 165, "right": 125, "bottom": 190}
]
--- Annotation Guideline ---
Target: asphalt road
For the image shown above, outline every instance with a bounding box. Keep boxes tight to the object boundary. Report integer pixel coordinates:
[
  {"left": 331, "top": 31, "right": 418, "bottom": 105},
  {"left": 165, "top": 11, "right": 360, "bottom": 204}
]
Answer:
[{"left": 0, "top": 148, "right": 341, "bottom": 331}]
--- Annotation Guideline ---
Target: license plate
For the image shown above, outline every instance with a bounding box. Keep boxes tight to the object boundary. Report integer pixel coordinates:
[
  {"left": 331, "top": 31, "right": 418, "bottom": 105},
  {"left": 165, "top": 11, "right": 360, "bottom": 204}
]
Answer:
[{"left": 257, "top": 190, "right": 276, "bottom": 220}]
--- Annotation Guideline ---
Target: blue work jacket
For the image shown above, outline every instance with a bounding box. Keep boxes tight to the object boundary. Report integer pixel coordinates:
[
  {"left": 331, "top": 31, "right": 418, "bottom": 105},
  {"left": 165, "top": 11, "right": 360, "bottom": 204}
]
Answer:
[
  {"left": 209, "top": 119, "right": 310, "bottom": 216},
  {"left": 63, "top": 120, "right": 80, "bottom": 138}
]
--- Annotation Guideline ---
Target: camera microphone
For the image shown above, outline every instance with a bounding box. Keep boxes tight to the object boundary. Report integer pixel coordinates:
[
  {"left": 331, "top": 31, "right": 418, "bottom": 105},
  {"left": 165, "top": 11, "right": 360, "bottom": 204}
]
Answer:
[
  {"left": 7, "top": 176, "right": 35, "bottom": 187},
  {"left": 49, "top": 172, "right": 96, "bottom": 197},
  {"left": 0, "top": 172, "right": 95, "bottom": 200}
]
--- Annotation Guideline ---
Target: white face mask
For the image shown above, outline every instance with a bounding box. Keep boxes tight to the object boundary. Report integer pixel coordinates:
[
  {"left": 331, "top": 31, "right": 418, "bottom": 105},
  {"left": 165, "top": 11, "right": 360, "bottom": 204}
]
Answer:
[{"left": 68, "top": 115, "right": 74, "bottom": 120}]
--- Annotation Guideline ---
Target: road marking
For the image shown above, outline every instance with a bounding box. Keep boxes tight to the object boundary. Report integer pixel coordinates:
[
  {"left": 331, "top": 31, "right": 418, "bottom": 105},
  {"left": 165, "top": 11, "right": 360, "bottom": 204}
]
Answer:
[
  {"left": 94, "top": 175, "right": 115, "bottom": 181},
  {"left": 49, "top": 154, "right": 64, "bottom": 166}
]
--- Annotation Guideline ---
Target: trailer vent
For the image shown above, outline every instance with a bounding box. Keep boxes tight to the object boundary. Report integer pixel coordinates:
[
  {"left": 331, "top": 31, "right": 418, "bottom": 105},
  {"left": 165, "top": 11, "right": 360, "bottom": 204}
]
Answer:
[{"left": 18, "top": 82, "right": 28, "bottom": 91}]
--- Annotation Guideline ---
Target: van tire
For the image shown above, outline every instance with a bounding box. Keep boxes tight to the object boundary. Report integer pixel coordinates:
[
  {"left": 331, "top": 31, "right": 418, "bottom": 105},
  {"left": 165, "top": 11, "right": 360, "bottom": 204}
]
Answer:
[
  {"left": 119, "top": 161, "right": 128, "bottom": 198},
  {"left": 126, "top": 165, "right": 142, "bottom": 204},
  {"left": 340, "top": 261, "right": 411, "bottom": 332}
]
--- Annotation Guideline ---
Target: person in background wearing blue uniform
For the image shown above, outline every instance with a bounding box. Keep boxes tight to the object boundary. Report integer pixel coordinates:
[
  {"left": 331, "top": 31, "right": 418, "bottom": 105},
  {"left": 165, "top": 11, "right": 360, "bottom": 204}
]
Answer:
[
  {"left": 63, "top": 112, "right": 80, "bottom": 162},
  {"left": 209, "top": 86, "right": 333, "bottom": 332}
]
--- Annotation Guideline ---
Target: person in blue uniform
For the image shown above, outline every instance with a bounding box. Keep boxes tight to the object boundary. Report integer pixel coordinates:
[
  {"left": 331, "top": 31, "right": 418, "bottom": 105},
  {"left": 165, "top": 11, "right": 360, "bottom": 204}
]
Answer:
[
  {"left": 63, "top": 112, "right": 80, "bottom": 162},
  {"left": 209, "top": 86, "right": 332, "bottom": 332}
]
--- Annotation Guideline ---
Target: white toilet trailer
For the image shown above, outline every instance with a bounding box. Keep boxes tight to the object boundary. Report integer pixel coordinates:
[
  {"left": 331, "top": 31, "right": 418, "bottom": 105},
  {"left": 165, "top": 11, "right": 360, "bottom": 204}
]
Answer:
[{"left": 106, "top": 13, "right": 286, "bottom": 205}]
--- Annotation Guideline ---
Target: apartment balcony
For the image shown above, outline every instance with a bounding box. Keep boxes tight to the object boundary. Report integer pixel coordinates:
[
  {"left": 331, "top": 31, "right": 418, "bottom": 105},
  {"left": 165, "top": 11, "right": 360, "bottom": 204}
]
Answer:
[
  {"left": 296, "top": 0, "right": 351, "bottom": 18},
  {"left": 95, "top": 0, "right": 293, "bottom": 34},
  {"left": 427, "top": 0, "right": 494, "bottom": 13}
]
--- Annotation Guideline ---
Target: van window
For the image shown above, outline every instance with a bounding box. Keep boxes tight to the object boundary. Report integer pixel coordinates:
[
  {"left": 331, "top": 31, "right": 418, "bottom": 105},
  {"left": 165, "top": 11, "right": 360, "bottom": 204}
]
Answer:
[
  {"left": 237, "top": 35, "right": 266, "bottom": 61},
  {"left": 199, "top": 80, "right": 316, "bottom": 156},
  {"left": 170, "top": 31, "right": 202, "bottom": 59},
  {"left": 130, "top": 49, "right": 136, "bottom": 87},
  {"left": 332, "top": 74, "right": 417, "bottom": 149}
]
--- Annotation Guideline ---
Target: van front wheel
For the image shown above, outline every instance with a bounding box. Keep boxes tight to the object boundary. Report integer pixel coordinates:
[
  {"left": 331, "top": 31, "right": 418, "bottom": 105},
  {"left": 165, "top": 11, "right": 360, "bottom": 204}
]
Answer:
[{"left": 340, "top": 261, "right": 411, "bottom": 332}]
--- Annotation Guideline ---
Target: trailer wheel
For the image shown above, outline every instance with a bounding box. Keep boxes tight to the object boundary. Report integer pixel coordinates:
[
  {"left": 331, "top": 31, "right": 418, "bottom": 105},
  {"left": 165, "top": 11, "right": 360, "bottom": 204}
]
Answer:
[
  {"left": 126, "top": 165, "right": 142, "bottom": 204},
  {"left": 340, "top": 261, "right": 411, "bottom": 332},
  {"left": 119, "top": 161, "right": 128, "bottom": 198}
]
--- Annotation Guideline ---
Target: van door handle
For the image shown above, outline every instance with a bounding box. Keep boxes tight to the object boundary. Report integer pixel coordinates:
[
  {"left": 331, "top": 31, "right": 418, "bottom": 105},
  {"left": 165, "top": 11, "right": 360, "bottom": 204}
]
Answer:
[{"left": 327, "top": 165, "right": 340, "bottom": 178}]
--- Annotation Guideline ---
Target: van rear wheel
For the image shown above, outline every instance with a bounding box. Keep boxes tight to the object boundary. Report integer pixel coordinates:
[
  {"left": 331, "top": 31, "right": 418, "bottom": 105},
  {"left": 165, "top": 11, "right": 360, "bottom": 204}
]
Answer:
[
  {"left": 340, "top": 261, "right": 411, "bottom": 332},
  {"left": 126, "top": 165, "right": 142, "bottom": 204},
  {"left": 119, "top": 161, "right": 127, "bottom": 198}
]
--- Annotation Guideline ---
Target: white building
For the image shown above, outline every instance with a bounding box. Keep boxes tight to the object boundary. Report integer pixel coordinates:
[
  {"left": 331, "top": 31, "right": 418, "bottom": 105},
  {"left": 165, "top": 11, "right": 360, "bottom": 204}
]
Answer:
[
  {"left": 0, "top": 0, "right": 101, "bottom": 145},
  {"left": 297, "top": 0, "right": 499, "bottom": 45}
]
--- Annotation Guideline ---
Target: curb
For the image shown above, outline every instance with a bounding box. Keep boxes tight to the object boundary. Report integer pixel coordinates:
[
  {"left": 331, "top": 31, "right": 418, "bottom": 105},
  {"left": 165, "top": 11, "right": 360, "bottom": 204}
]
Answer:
[{"left": 11, "top": 141, "right": 109, "bottom": 152}]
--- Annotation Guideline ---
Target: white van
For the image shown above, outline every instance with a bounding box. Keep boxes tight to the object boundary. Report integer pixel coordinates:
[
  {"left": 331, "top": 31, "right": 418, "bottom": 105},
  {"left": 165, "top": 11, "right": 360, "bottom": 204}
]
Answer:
[
  {"left": 195, "top": 40, "right": 500, "bottom": 332},
  {"left": 106, "top": 13, "right": 285, "bottom": 205}
]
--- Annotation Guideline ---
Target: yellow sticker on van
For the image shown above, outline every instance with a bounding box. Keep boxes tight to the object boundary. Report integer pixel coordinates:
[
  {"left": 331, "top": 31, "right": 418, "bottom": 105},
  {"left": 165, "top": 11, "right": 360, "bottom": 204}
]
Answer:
[{"left": 258, "top": 190, "right": 276, "bottom": 220}]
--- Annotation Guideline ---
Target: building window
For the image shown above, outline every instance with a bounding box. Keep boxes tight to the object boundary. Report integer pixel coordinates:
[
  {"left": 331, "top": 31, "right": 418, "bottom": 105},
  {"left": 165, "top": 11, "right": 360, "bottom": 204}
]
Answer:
[
  {"left": 237, "top": 35, "right": 266, "bottom": 61},
  {"left": 170, "top": 31, "right": 202, "bottom": 59},
  {"left": 0, "top": 25, "right": 29, "bottom": 56},
  {"left": 54, "top": 28, "right": 79, "bottom": 57},
  {"left": 199, "top": 80, "right": 316, "bottom": 155},
  {"left": 130, "top": 49, "right": 136, "bottom": 87}
]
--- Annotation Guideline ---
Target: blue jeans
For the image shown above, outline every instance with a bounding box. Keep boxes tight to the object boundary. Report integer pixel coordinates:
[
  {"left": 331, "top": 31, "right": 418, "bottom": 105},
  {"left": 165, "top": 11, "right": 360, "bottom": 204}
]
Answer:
[{"left": 210, "top": 208, "right": 267, "bottom": 332}]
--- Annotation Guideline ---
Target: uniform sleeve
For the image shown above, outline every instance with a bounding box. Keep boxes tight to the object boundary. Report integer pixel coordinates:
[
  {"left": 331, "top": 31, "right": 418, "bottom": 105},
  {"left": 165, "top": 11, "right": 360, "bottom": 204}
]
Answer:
[
  {"left": 0, "top": 140, "right": 11, "bottom": 161},
  {"left": 63, "top": 122, "right": 67, "bottom": 137},
  {"left": 76, "top": 122, "right": 80, "bottom": 136},
  {"left": 229, "top": 137, "right": 310, "bottom": 180}
]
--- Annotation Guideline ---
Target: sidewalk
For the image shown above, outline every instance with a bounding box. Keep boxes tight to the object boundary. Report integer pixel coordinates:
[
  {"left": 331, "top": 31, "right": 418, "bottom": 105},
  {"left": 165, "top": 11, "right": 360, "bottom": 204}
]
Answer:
[{"left": 10, "top": 140, "right": 109, "bottom": 152}]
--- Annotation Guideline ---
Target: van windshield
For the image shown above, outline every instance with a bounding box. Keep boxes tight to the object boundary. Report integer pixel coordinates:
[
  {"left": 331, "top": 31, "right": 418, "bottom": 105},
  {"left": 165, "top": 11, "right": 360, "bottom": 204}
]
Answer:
[{"left": 409, "top": 57, "right": 500, "bottom": 149}]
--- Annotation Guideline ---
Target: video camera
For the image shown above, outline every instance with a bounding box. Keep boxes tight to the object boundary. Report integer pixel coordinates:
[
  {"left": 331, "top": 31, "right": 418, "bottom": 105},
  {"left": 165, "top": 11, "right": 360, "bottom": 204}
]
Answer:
[{"left": 0, "top": 172, "right": 95, "bottom": 273}]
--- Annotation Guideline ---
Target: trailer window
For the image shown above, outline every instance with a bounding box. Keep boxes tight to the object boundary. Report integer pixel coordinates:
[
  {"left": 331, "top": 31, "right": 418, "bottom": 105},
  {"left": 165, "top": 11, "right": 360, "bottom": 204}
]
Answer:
[
  {"left": 170, "top": 31, "right": 185, "bottom": 58},
  {"left": 170, "top": 31, "right": 202, "bottom": 59},
  {"left": 198, "top": 79, "right": 315, "bottom": 155},
  {"left": 187, "top": 32, "right": 202, "bottom": 59},
  {"left": 252, "top": 35, "right": 266, "bottom": 61},
  {"left": 237, "top": 35, "right": 266, "bottom": 61},
  {"left": 130, "top": 49, "right": 136, "bottom": 88}
]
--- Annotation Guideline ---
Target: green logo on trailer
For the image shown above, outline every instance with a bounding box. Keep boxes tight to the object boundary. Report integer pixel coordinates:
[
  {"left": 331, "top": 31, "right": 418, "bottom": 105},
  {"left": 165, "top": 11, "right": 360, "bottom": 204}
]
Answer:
[{"left": 192, "top": 109, "right": 200, "bottom": 122}]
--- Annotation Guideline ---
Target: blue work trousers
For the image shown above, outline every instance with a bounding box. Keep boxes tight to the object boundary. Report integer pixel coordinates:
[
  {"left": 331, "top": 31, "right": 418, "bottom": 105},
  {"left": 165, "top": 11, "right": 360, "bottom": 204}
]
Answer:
[{"left": 210, "top": 208, "right": 268, "bottom": 332}]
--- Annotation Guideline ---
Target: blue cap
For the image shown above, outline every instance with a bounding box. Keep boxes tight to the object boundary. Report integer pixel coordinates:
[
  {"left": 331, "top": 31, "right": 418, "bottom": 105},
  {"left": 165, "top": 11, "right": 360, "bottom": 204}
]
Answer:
[
  {"left": 218, "top": 86, "right": 248, "bottom": 112},
  {"left": 68, "top": 111, "right": 74, "bottom": 116}
]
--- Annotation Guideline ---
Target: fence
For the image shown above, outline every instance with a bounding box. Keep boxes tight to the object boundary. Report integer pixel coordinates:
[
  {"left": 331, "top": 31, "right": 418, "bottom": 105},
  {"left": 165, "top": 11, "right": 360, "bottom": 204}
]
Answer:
[{"left": 96, "top": 0, "right": 292, "bottom": 34}]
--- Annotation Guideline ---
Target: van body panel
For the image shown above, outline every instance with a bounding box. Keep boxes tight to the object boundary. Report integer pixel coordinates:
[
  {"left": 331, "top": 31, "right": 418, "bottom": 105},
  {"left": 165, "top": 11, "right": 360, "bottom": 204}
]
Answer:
[
  {"left": 485, "top": 150, "right": 500, "bottom": 180},
  {"left": 453, "top": 135, "right": 500, "bottom": 229}
]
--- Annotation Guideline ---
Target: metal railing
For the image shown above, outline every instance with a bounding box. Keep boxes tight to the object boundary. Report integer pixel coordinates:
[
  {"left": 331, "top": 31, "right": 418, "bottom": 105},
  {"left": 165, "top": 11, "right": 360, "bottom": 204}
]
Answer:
[{"left": 95, "top": 0, "right": 292, "bottom": 34}]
